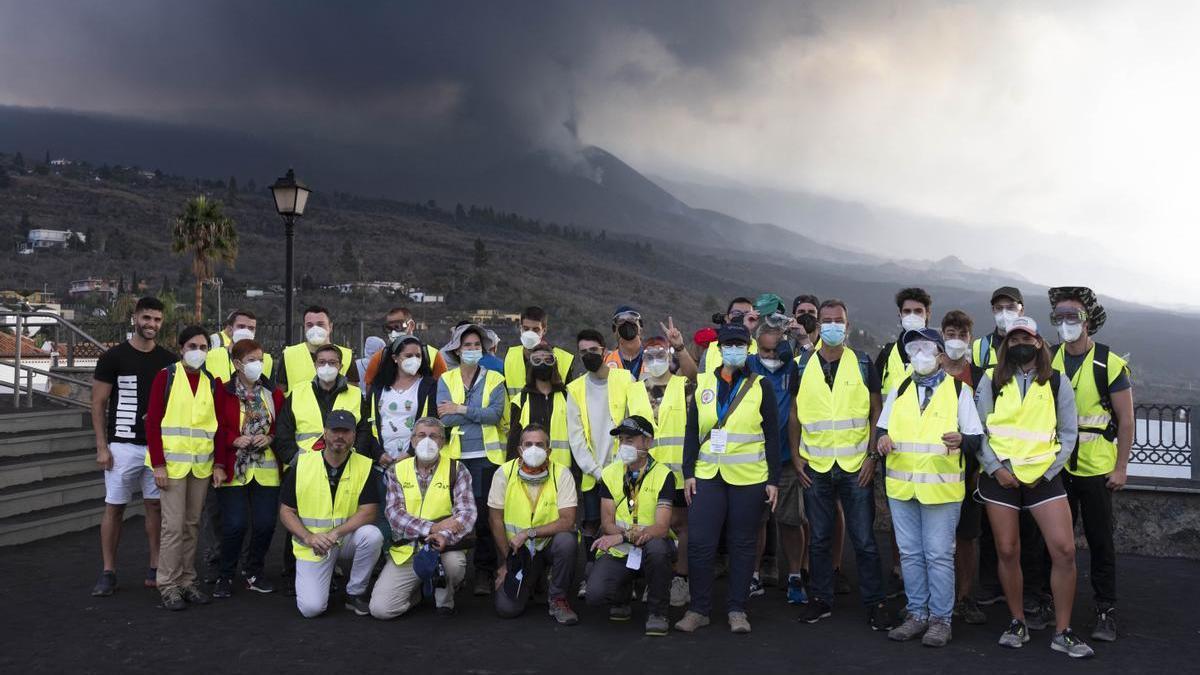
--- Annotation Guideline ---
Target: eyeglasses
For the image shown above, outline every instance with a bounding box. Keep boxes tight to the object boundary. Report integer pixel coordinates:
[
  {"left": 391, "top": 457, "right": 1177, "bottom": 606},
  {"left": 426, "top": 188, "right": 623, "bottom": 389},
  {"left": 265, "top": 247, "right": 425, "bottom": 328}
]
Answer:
[
  {"left": 529, "top": 353, "right": 556, "bottom": 366},
  {"left": 1049, "top": 310, "right": 1087, "bottom": 326},
  {"left": 644, "top": 347, "right": 670, "bottom": 360},
  {"left": 613, "top": 311, "right": 641, "bottom": 323}
]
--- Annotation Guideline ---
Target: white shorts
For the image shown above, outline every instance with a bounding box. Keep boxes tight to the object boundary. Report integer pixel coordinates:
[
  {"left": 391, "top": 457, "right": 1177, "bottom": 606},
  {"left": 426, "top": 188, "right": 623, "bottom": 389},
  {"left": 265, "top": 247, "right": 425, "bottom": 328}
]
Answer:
[{"left": 104, "top": 442, "right": 161, "bottom": 504}]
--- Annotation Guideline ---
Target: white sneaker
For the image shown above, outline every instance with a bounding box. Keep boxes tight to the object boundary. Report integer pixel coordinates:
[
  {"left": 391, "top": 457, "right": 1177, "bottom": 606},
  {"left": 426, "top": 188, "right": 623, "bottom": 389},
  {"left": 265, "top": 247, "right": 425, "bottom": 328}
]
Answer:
[{"left": 670, "top": 576, "right": 690, "bottom": 607}]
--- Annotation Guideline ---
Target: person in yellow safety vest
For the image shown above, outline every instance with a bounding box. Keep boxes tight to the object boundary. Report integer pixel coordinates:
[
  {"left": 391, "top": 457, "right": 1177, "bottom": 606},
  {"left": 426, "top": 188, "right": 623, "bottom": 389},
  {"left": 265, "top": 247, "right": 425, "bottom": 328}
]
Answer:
[
  {"left": 567, "top": 328, "right": 638, "bottom": 595},
  {"left": 278, "top": 409, "right": 383, "bottom": 618},
  {"left": 210, "top": 338, "right": 286, "bottom": 599},
  {"left": 507, "top": 342, "right": 571, "bottom": 467},
  {"left": 363, "top": 306, "right": 448, "bottom": 384},
  {"left": 629, "top": 335, "right": 694, "bottom": 609},
  {"left": 699, "top": 297, "right": 761, "bottom": 371},
  {"left": 206, "top": 308, "right": 274, "bottom": 383},
  {"left": 436, "top": 323, "right": 507, "bottom": 595},
  {"left": 604, "top": 304, "right": 647, "bottom": 378},
  {"left": 504, "top": 306, "right": 576, "bottom": 397},
  {"left": 789, "top": 299, "right": 896, "bottom": 631},
  {"left": 277, "top": 305, "right": 356, "bottom": 397},
  {"left": 675, "top": 322, "right": 780, "bottom": 636},
  {"left": 973, "top": 287, "right": 1025, "bottom": 370},
  {"left": 368, "top": 418, "right": 477, "bottom": 619},
  {"left": 876, "top": 287, "right": 932, "bottom": 396},
  {"left": 145, "top": 325, "right": 217, "bottom": 611},
  {"left": 1048, "top": 286, "right": 1132, "bottom": 644},
  {"left": 488, "top": 424, "right": 580, "bottom": 624},
  {"left": 586, "top": 415, "right": 677, "bottom": 636},
  {"left": 875, "top": 328, "right": 984, "bottom": 647},
  {"left": 274, "top": 344, "right": 372, "bottom": 465},
  {"left": 975, "top": 316, "right": 1093, "bottom": 658}
]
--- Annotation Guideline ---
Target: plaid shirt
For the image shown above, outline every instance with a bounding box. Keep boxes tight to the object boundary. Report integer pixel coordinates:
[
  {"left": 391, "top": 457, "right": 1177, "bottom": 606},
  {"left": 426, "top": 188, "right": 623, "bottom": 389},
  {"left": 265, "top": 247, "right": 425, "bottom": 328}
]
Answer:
[{"left": 384, "top": 458, "right": 477, "bottom": 544}]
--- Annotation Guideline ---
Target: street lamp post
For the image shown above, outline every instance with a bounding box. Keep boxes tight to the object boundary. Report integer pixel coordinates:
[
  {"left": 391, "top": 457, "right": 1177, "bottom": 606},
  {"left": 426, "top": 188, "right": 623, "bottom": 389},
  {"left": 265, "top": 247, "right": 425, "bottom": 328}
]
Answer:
[{"left": 268, "top": 168, "right": 311, "bottom": 345}]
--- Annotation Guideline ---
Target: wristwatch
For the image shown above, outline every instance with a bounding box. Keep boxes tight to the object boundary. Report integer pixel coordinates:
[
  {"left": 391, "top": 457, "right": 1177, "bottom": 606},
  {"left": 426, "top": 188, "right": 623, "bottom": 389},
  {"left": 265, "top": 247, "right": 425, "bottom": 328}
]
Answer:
[{"left": 525, "top": 528, "right": 536, "bottom": 539}]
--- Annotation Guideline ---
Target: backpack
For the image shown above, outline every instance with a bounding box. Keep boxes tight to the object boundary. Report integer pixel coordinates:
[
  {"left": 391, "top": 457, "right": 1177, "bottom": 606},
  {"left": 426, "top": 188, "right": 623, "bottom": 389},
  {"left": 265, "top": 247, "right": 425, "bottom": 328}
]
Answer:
[
  {"left": 797, "top": 348, "right": 871, "bottom": 388},
  {"left": 162, "top": 363, "right": 218, "bottom": 409},
  {"left": 1051, "top": 342, "right": 1118, "bottom": 470}
]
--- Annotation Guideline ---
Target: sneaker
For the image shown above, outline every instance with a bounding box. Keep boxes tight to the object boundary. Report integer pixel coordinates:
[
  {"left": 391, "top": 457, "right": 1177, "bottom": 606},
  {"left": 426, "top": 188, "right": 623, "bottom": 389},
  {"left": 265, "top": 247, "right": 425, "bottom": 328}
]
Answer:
[
  {"left": 977, "top": 588, "right": 1006, "bottom": 606},
  {"left": 887, "top": 615, "right": 929, "bottom": 641},
  {"left": 869, "top": 603, "right": 898, "bottom": 631},
  {"left": 954, "top": 598, "right": 987, "bottom": 625},
  {"left": 144, "top": 568, "right": 158, "bottom": 589},
  {"left": 245, "top": 575, "right": 275, "bottom": 594},
  {"left": 473, "top": 570, "right": 492, "bottom": 596},
  {"left": 1091, "top": 607, "right": 1117, "bottom": 642},
  {"left": 922, "top": 618, "right": 952, "bottom": 647},
  {"left": 181, "top": 585, "right": 211, "bottom": 605},
  {"left": 1051, "top": 629, "right": 1095, "bottom": 658},
  {"left": 548, "top": 597, "right": 579, "bottom": 626},
  {"left": 161, "top": 587, "right": 187, "bottom": 611},
  {"left": 645, "top": 614, "right": 669, "bottom": 636},
  {"left": 344, "top": 593, "right": 370, "bottom": 616},
  {"left": 786, "top": 575, "right": 809, "bottom": 605},
  {"left": 212, "top": 577, "right": 233, "bottom": 599},
  {"left": 998, "top": 619, "right": 1031, "bottom": 648},
  {"left": 674, "top": 610, "right": 711, "bottom": 633},
  {"left": 834, "top": 568, "right": 852, "bottom": 595},
  {"left": 669, "top": 576, "right": 690, "bottom": 608},
  {"left": 91, "top": 570, "right": 117, "bottom": 597},
  {"left": 1024, "top": 600, "right": 1054, "bottom": 631},
  {"left": 885, "top": 570, "right": 905, "bottom": 600},
  {"left": 728, "top": 611, "right": 752, "bottom": 634},
  {"left": 609, "top": 604, "right": 632, "bottom": 622},
  {"left": 748, "top": 575, "right": 766, "bottom": 598},
  {"left": 797, "top": 599, "right": 832, "bottom": 624},
  {"left": 576, "top": 579, "right": 588, "bottom": 599}
]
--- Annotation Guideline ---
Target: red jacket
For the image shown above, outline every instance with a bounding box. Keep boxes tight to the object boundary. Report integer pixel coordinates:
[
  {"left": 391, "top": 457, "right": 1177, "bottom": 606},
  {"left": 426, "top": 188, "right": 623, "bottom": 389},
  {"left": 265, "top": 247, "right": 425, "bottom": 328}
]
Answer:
[
  {"left": 145, "top": 368, "right": 202, "bottom": 468},
  {"left": 214, "top": 376, "right": 285, "bottom": 479}
]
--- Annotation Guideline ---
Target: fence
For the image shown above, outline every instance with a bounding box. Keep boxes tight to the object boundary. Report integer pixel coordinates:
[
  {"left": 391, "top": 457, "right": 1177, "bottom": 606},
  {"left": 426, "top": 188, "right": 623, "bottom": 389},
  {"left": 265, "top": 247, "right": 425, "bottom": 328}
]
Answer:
[{"left": 1129, "top": 404, "right": 1194, "bottom": 480}]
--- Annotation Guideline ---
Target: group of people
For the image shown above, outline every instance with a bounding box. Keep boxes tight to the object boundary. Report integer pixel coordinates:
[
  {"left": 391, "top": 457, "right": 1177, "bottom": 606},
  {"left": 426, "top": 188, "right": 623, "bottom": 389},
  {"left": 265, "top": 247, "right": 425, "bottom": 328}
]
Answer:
[{"left": 88, "top": 285, "right": 1131, "bottom": 658}]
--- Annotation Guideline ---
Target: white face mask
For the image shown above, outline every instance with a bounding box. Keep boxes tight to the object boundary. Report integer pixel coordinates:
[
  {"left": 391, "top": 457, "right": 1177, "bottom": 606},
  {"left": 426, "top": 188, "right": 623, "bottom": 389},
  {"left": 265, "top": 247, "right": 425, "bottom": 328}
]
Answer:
[
  {"left": 944, "top": 339, "right": 969, "bottom": 361},
  {"left": 241, "top": 360, "right": 264, "bottom": 382},
  {"left": 521, "top": 445, "right": 547, "bottom": 468},
  {"left": 414, "top": 436, "right": 440, "bottom": 463},
  {"left": 759, "top": 357, "right": 783, "bottom": 372},
  {"left": 994, "top": 310, "right": 1018, "bottom": 334},
  {"left": 618, "top": 443, "right": 640, "bottom": 465},
  {"left": 182, "top": 349, "right": 207, "bottom": 370},
  {"left": 388, "top": 330, "right": 405, "bottom": 342},
  {"left": 645, "top": 358, "right": 670, "bottom": 378},
  {"left": 305, "top": 326, "right": 329, "bottom": 346},
  {"left": 1056, "top": 322, "right": 1084, "bottom": 343},
  {"left": 316, "top": 364, "right": 339, "bottom": 383},
  {"left": 901, "top": 314, "right": 926, "bottom": 332},
  {"left": 400, "top": 356, "right": 422, "bottom": 375},
  {"left": 911, "top": 351, "right": 939, "bottom": 376},
  {"left": 231, "top": 328, "right": 254, "bottom": 343},
  {"left": 520, "top": 330, "right": 542, "bottom": 350}
]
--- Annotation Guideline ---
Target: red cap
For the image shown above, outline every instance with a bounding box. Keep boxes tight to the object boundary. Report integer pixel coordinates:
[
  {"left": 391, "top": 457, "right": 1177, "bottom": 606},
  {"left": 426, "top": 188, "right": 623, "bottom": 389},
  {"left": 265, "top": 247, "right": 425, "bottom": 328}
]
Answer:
[{"left": 693, "top": 327, "right": 718, "bottom": 347}]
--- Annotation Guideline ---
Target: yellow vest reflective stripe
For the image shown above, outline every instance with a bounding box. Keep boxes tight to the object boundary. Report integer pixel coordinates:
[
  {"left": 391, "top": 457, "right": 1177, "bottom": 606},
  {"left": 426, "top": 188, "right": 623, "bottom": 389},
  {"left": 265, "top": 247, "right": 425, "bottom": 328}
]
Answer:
[
  {"left": 388, "top": 457, "right": 453, "bottom": 565},
  {"left": 221, "top": 385, "right": 280, "bottom": 488},
  {"left": 282, "top": 343, "right": 352, "bottom": 397},
  {"left": 986, "top": 377, "right": 1060, "bottom": 484},
  {"left": 884, "top": 378, "right": 964, "bottom": 504},
  {"left": 971, "top": 336, "right": 997, "bottom": 370},
  {"left": 290, "top": 383, "right": 362, "bottom": 453},
  {"left": 795, "top": 348, "right": 871, "bottom": 473},
  {"left": 565, "top": 370, "right": 635, "bottom": 491},
  {"left": 205, "top": 347, "right": 274, "bottom": 384},
  {"left": 513, "top": 390, "right": 571, "bottom": 467},
  {"left": 879, "top": 343, "right": 911, "bottom": 396},
  {"left": 500, "top": 459, "right": 563, "bottom": 552},
  {"left": 599, "top": 459, "right": 674, "bottom": 558},
  {"left": 151, "top": 363, "right": 217, "bottom": 479},
  {"left": 503, "top": 346, "right": 575, "bottom": 397},
  {"left": 291, "top": 450, "right": 373, "bottom": 561},
  {"left": 703, "top": 338, "right": 758, "bottom": 370},
  {"left": 1051, "top": 344, "right": 1127, "bottom": 477},
  {"left": 694, "top": 372, "right": 768, "bottom": 485},
  {"left": 442, "top": 367, "right": 507, "bottom": 465},
  {"left": 629, "top": 377, "right": 687, "bottom": 485}
]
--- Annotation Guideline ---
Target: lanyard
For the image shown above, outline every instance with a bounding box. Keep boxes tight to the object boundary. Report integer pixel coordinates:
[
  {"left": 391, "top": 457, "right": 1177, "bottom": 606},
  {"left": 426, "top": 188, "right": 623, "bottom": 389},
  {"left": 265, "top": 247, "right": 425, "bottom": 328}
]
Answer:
[
  {"left": 620, "top": 458, "right": 654, "bottom": 526},
  {"left": 716, "top": 374, "right": 743, "bottom": 425}
]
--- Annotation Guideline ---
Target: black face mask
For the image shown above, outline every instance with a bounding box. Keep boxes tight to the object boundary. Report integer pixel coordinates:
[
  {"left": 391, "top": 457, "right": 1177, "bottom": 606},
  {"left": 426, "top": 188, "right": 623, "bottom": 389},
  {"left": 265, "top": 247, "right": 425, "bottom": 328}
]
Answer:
[
  {"left": 1008, "top": 343, "right": 1037, "bottom": 366},
  {"left": 617, "top": 323, "right": 639, "bottom": 341},
  {"left": 531, "top": 364, "right": 554, "bottom": 381},
  {"left": 581, "top": 352, "right": 605, "bottom": 373}
]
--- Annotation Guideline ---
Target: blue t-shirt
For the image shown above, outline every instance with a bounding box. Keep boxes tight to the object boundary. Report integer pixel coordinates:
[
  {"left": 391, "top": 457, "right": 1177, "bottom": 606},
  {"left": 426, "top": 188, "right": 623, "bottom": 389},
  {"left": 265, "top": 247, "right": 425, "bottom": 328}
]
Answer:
[{"left": 748, "top": 355, "right": 799, "bottom": 464}]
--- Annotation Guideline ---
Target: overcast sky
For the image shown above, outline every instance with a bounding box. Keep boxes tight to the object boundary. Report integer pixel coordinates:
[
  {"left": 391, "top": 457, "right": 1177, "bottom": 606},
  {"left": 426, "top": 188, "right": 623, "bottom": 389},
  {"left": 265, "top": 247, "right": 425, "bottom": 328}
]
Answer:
[{"left": 1, "top": 1, "right": 1195, "bottom": 306}]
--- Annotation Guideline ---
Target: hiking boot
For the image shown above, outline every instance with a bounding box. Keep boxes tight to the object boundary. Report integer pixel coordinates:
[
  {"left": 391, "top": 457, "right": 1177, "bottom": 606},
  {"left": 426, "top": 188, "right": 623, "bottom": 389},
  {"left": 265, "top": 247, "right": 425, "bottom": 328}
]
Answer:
[
  {"left": 212, "top": 577, "right": 233, "bottom": 599},
  {"left": 344, "top": 593, "right": 370, "bottom": 616},
  {"left": 473, "top": 570, "right": 492, "bottom": 596},
  {"left": 645, "top": 614, "right": 669, "bottom": 636},
  {"left": 998, "top": 619, "right": 1030, "bottom": 648},
  {"left": 787, "top": 574, "right": 809, "bottom": 605},
  {"left": 869, "top": 603, "right": 898, "bottom": 631},
  {"left": 748, "top": 575, "right": 766, "bottom": 598},
  {"left": 834, "top": 568, "right": 852, "bottom": 595},
  {"left": 674, "top": 610, "right": 710, "bottom": 633},
  {"left": 245, "top": 575, "right": 275, "bottom": 594},
  {"left": 1024, "top": 600, "right": 1054, "bottom": 631},
  {"left": 548, "top": 597, "right": 579, "bottom": 626},
  {"left": 144, "top": 568, "right": 158, "bottom": 589},
  {"left": 887, "top": 615, "right": 928, "bottom": 641},
  {"left": 797, "top": 599, "right": 832, "bottom": 624},
  {"left": 161, "top": 588, "right": 186, "bottom": 611},
  {"left": 669, "top": 576, "right": 690, "bottom": 607},
  {"left": 728, "top": 611, "right": 752, "bottom": 634},
  {"left": 954, "top": 598, "right": 987, "bottom": 625},
  {"left": 977, "top": 588, "right": 1005, "bottom": 606},
  {"left": 91, "top": 570, "right": 117, "bottom": 597},
  {"left": 181, "top": 585, "right": 211, "bottom": 605},
  {"left": 1091, "top": 607, "right": 1117, "bottom": 642},
  {"left": 922, "top": 618, "right": 952, "bottom": 647},
  {"left": 1051, "top": 629, "right": 1095, "bottom": 658},
  {"left": 609, "top": 604, "right": 632, "bottom": 622}
]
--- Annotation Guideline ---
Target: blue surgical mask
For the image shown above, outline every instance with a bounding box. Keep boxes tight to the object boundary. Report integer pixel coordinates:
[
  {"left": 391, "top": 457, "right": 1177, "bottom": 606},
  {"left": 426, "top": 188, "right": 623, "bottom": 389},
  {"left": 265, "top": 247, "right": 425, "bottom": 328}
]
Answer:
[
  {"left": 460, "top": 348, "right": 483, "bottom": 366},
  {"left": 721, "top": 345, "right": 748, "bottom": 368},
  {"left": 820, "top": 323, "right": 847, "bottom": 346}
]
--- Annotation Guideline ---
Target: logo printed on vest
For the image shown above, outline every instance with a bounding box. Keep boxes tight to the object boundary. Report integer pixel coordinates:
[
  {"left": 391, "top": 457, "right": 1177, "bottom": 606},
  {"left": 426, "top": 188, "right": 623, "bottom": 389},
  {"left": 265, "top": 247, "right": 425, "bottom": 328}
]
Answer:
[{"left": 699, "top": 389, "right": 715, "bottom": 404}]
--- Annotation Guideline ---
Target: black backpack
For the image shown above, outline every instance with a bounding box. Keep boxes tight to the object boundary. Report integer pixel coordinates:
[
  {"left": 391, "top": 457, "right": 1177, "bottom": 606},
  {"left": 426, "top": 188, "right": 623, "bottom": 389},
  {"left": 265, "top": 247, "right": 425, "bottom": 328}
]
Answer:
[{"left": 1051, "top": 343, "right": 1119, "bottom": 469}]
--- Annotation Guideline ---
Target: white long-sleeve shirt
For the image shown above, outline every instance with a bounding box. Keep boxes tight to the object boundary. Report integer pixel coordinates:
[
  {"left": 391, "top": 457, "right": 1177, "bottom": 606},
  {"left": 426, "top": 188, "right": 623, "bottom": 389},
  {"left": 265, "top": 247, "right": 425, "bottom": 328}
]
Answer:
[{"left": 567, "top": 374, "right": 615, "bottom": 480}]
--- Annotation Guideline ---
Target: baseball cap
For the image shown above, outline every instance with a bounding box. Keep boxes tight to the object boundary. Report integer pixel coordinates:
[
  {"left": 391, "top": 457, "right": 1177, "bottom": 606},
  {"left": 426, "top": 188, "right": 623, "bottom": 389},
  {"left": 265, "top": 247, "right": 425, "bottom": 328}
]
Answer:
[
  {"left": 325, "top": 409, "right": 357, "bottom": 430},
  {"left": 693, "top": 327, "right": 718, "bottom": 347},
  {"left": 1006, "top": 316, "right": 1039, "bottom": 338},
  {"left": 754, "top": 292, "right": 786, "bottom": 316},
  {"left": 990, "top": 286, "right": 1024, "bottom": 305},
  {"left": 716, "top": 323, "right": 752, "bottom": 345},
  {"left": 610, "top": 415, "right": 655, "bottom": 439},
  {"left": 901, "top": 327, "right": 945, "bottom": 351}
]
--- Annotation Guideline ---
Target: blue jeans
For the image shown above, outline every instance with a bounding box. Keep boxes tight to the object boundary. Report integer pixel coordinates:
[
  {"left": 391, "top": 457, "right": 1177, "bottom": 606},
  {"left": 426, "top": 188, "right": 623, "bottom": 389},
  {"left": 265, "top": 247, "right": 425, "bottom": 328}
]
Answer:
[
  {"left": 463, "top": 457, "right": 498, "bottom": 574},
  {"left": 889, "top": 498, "right": 960, "bottom": 621},
  {"left": 686, "top": 477, "right": 766, "bottom": 614},
  {"left": 216, "top": 481, "right": 279, "bottom": 579},
  {"left": 803, "top": 464, "right": 884, "bottom": 606}
]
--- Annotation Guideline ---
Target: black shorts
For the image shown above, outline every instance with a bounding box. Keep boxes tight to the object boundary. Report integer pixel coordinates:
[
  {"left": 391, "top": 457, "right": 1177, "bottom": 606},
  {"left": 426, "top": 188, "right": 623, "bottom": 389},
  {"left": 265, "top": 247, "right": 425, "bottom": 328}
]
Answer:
[
  {"left": 956, "top": 453, "right": 982, "bottom": 539},
  {"left": 975, "top": 471, "right": 1067, "bottom": 511},
  {"left": 672, "top": 489, "right": 688, "bottom": 508}
]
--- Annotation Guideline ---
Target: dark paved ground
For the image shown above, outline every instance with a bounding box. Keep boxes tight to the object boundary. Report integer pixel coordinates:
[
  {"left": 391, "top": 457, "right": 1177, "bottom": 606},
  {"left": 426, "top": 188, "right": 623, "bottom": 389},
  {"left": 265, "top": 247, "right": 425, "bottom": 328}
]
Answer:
[{"left": 3, "top": 517, "right": 1198, "bottom": 673}]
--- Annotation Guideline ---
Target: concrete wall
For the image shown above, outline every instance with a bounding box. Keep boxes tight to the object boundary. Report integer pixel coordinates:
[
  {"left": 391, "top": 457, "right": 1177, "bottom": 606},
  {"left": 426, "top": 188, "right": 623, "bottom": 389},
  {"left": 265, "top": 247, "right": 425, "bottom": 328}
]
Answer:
[{"left": 1109, "top": 485, "right": 1200, "bottom": 559}]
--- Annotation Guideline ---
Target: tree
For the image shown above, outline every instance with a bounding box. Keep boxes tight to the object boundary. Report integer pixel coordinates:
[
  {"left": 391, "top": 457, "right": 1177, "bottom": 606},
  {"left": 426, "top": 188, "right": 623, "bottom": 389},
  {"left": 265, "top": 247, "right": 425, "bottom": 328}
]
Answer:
[
  {"left": 473, "top": 238, "right": 489, "bottom": 269},
  {"left": 171, "top": 195, "right": 239, "bottom": 322},
  {"left": 338, "top": 240, "right": 362, "bottom": 281}
]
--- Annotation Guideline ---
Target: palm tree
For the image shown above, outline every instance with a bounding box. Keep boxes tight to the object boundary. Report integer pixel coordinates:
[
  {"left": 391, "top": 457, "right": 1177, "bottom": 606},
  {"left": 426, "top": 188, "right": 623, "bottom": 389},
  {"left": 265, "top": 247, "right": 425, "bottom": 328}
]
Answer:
[{"left": 171, "top": 196, "right": 238, "bottom": 323}]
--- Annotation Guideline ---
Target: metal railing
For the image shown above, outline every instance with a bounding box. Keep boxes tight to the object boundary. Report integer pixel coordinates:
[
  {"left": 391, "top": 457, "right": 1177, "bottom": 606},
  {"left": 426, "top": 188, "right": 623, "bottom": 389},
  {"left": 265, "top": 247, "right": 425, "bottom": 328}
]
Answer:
[{"left": 1, "top": 309, "right": 104, "bottom": 408}]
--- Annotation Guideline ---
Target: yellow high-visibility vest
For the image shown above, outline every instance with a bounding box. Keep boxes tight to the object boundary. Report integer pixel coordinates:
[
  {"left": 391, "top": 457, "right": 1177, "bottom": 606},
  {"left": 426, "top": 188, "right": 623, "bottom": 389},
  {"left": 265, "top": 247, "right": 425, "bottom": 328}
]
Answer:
[
  {"left": 388, "top": 456, "right": 453, "bottom": 565},
  {"left": 795, "top": 348, "right": 871, "bottom": 473},
  {"left": 221, "top": 384, "right": 280, "bottom": 488},
  {"left": 566, "top": 369, "right": 635, "bottom": 491},
  {"left": 599, "top": 458, "right": 674, "bottom": 558},
  {"left": 289, "top": 383, "right": 362, "bottom": 455},
  {"left": 884, "top": 378, "right": 964, "bottom": 504},
  {"left": 879, "top": 342, "right": 911, "bottom": 396},
  {"left": 499, "top": 458, "right": 564, "bottom": 552},
  {"left": 512, "top": 389, "right": 571, "bottom": 467},
  {"left": 149, "top": 363, "right": 216, "bottom": 479},
  {"left": 503, "top": 346, "right": 575, "bottom": 397},
  {"left": 628, "top": 376, "right": 687, "bottom": 486},
  {"left": 986, "top": 377, "right": 1060, "bottom": 484},
  {"left": 694, "top": 372, "right": 768, "bottom": 485},
  {"left": 282, "top": 342, "right": 352, "bottom": 397},
  {"left": 291, "top": 450, "right": 373, "bottom": 562},
  {"left": 1051, "top": 343, "right": 1128, "bottom": 477},
  {"left": 442, "top": 367, "right": 507, "bottom": 465},
  {"left": 206, "top": 347, "right": 273, "bottom": 384},
  {"left": 972, "top": 335, "right": 998, "bottom": 370}
]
